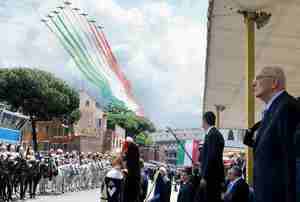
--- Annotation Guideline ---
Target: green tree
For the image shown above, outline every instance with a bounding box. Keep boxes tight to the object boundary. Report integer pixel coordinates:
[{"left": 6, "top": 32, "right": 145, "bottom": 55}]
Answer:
[
  {"left": 144, "top": 135, "right": 154, "bottom": 146},
  {"left": 105, "top": 102, "right": 156, "bottom": 137},
  {"left": 0, "top": 68, "right": 80, "bottom": 151},
  {"left": 135, "top": 132, "right": 146, "bottom": 145},
  {"left": 136, "top": 117, "right": 156, "bottom": 134}
]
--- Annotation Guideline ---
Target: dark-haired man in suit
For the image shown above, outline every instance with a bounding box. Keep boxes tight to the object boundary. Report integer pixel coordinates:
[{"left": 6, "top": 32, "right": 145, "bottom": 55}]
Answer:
[
  {"left": 200, "top": 111, "right": 225, "bottom": 202},
  {"left": 244, "top": 66, "right": 300, "bottom": 202}
]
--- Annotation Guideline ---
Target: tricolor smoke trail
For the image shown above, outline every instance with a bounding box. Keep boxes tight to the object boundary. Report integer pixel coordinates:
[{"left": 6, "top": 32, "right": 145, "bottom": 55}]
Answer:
[{"left": 42, "top": 1, "right": 142, "bottom": 115}]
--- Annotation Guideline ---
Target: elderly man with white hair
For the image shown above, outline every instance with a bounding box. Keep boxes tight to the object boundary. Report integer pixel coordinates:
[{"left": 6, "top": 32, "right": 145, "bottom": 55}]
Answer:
[
  {"left": 148, "top": 166, "right": 170, "bottom": 202},
  {"left": 244, "top": 66, "right": 300, "bottom": 202}
]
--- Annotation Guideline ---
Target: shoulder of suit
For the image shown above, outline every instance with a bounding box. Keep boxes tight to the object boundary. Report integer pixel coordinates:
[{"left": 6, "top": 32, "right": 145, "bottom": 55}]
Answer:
[
  {"left": 208, "top": 127, "right": 217, "bottom": 133},
  {"left": 277, "top": 93, "right": 300, "bottom": 112},
  {"left": 210, "top": 127, "right": 223, "bottom": 136},
  {"left": 106, "top": 168, "right": 123, "bottom": 179},
  {"left": 278, "top": 91, "right": 298, "bottom": 107},
  {"left": 236, "top": 178, "right": 247, "bottom": 186}
]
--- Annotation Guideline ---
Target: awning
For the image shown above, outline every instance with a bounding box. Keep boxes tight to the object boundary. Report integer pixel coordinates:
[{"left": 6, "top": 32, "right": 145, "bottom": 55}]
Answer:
[
  {"left": 204, "top": 0, "right": 300, "bottom": 128},
  {"left": 0, "top": 127, "right": 21, "bottom": 144}
]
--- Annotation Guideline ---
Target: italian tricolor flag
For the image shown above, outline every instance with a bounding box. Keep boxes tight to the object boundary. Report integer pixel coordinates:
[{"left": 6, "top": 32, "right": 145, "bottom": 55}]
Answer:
[{"left": 177, "top": 140, "right": 199, "bottom": 166}]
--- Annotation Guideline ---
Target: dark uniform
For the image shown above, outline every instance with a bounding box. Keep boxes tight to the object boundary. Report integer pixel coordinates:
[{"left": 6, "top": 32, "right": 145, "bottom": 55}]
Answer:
[{"left": 101, "top": 168, "right": 124, "bottom": 202}]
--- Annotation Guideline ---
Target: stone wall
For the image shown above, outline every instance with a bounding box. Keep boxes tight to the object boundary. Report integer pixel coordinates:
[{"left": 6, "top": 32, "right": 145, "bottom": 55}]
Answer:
[{"left": 79, "top": 136, "right": 102, "bottom": 153}]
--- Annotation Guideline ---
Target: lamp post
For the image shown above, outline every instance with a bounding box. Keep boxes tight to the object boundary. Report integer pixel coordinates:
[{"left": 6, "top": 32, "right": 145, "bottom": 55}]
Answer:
[
  {"left": 214, "top": 104, "right": 226, "bottom": 128},
  {"left": 232, "top": 0, "right": 280, "bottom": 11},
  {"left": 232, "top": 0, "right": 274, "bottom": 186}
]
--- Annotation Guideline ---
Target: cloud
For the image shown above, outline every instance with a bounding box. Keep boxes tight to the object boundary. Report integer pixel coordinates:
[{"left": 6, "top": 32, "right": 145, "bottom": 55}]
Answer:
[{"left": 0, "top": 0, "right": 208, "bottom": 129}]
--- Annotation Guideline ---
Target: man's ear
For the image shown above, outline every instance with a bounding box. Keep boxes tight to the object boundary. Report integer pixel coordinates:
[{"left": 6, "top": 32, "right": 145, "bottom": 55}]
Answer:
[{"left": 271, "top": 79, "right": 279, "bottom": 89}]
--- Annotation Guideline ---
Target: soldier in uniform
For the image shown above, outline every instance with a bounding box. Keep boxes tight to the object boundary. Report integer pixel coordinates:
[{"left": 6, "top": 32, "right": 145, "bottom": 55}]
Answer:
[{"left": 101, "top": 156, "right": 124, "bottom": 202}]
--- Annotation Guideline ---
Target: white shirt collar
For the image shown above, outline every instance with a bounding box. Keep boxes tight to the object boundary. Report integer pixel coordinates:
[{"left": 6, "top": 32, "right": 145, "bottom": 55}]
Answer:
[
  {"left": 264, "top": 90, "right": 285, "bottom": 111},
  {"left": 231, "top": 177, "right": 242, "bottom": 186}
]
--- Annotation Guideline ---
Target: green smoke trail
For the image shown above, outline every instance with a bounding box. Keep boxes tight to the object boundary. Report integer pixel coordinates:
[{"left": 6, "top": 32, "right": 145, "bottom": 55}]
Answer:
[{"left": 48, "top": 17, "right": 113, "bottom": 99}]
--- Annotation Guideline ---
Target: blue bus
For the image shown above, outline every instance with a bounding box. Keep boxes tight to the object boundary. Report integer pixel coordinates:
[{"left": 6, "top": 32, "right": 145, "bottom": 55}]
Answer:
[{"left": 0, "top": 108, "right": 28, "bottom": 144}]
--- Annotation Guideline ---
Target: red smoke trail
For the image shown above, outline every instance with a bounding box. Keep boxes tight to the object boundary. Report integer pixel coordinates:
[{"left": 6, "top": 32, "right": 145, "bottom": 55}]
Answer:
[
  {"left": 97, "top": 30, "right": 135, "bottom": 99},
  {"left": 97, "top": 28, "right": 144, "bottom": 115}
]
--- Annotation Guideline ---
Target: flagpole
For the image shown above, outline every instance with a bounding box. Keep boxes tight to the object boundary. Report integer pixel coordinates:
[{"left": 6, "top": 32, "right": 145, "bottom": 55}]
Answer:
[{"left": 166, "top": 127, "right": 194, "bottom": 165}]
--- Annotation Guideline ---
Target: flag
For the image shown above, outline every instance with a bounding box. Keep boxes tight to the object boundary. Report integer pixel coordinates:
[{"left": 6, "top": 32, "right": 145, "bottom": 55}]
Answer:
[{"left": 176, "top": 139, "right": 199, "bottom": 166}]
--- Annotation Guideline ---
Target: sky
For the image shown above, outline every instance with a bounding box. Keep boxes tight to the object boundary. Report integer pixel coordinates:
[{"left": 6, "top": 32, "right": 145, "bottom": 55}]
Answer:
[{"left": 0, "top": 0, "right": 208, "bottom": 129}]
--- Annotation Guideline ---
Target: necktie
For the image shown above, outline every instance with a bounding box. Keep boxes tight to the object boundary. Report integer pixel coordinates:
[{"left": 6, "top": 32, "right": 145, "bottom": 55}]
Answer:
[
  {"left": 226, "top": 182, "right": 234, "bottom": 194},
  {"left": 261, "top": 109, "right": 267, "bottom": 119}
]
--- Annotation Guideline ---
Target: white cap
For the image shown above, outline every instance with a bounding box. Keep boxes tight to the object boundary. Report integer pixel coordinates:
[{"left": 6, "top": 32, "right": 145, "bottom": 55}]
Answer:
[{"left": 126, "top": 137, "right": 134, "bottom": 143}]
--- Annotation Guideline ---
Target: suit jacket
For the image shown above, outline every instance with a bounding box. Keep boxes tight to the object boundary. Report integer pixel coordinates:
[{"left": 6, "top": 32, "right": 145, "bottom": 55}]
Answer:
[
  {"left": 224, "top": 178, "right": 249, "bottom": 202},
  {"left": 245, "top": 91, "right": 300, "bottom": 202},
  {"left": 140, "top": 172, "right": 148, "bottom": 202},
  {"left": 177, "top": 182, "right": 193, "bottom": 202},
  {"left": 150, "top": 175, "right": 169, "bottom": 202},
  {"left": 166, "top": 178, "right": 172, "bottom": 202},
  {"left": 200, "top": 127, "right": 225, "bottom": 183}
]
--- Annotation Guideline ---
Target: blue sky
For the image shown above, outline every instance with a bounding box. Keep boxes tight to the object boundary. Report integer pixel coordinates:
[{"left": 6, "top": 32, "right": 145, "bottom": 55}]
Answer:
[{"left": 0, "top": 0, "right": 208, "bottom": 129}]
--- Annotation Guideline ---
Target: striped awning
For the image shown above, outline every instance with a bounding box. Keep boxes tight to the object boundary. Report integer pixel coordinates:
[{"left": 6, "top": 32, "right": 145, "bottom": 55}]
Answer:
[{"left": 0, "top": 127, "right": 21, "bottom": 144}]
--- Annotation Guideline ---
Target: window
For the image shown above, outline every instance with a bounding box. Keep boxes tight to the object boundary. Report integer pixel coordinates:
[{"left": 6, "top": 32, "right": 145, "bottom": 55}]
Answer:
[
  {"left": 85, "top": 100, "right": 90, "bottom": 107},
  {"left": 96, "top": 118, "right": 101, "bottom": 128},
  {"left": 227, "top": 130, "right": 235, "bottom": 141}
]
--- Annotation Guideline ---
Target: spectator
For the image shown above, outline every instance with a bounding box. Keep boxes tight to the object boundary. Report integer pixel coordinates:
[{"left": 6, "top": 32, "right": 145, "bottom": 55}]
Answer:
[
  {"left": 223, "top": 166, "right": 249, "bottom": 202},
  {"left": 244, "top": 66, "right": 300, "bottom": 202},
  {"left": 149, "top": 167, "right": 169, "bottom": 202},
  {"left": 177, "top": 167, "right": 193, "bottom": 202},
  {"left": 140, "top": 159, "right": 149, "bottom": 202}
]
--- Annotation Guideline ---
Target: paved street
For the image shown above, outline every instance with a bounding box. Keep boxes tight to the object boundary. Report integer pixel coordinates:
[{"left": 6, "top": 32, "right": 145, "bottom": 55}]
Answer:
[
  {"left": 26, "top": 190, "right": 99, "bottom": 202},
  {"left": 26, "top": 182, "right": 179, "bottom": 202}
]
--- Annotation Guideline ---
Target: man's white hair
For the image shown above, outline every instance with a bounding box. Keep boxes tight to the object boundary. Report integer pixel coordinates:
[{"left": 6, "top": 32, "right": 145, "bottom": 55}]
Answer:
[
  {"left": 261, "top": 66, "right": 286, "bottom": 89},
  {"left": 159, "top": 167, "right": 167, "bottom": 174}
]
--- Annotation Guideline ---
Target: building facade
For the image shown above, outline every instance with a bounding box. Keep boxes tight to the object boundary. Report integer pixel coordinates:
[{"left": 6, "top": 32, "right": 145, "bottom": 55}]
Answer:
[
  {"left": 110, "top": 125, "right": 125, "bottom": 154},
  {"left": 22, "top": 91, "right": 108, "bottom": 153}
]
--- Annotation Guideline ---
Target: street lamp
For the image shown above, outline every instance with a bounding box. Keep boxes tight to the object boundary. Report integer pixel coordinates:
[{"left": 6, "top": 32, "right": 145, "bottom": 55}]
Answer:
[
  {"left": 214, "top": 104, "right": 226, "bottom": 128},
  {"left": 231, "top": 0, "right": 276, "bottom": 186},
  {"left": 232, "top": 0, "right": 280, "bottom": 11}
]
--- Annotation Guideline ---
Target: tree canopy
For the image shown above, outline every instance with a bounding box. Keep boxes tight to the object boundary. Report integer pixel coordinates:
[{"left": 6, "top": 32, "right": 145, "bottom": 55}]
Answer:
[
  {"left": 105, "top": 102, "right": 156, "bottom": 138},
  {"left": 0, "top": 68, "right": 80, "bottom": 150},
  {"left": 135, "top": 132, "right": 154, "bottom": 146}
]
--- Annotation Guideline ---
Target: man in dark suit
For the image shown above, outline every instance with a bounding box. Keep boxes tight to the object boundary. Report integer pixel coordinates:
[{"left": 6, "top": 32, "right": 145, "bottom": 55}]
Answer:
[
  {"left": 223, "top": 166, "right": 249, "bottom": 202},
  {"left": 200, "top": 111, "right": 225, "bottom": 202},
  {"left": 149, "top": 167, "right": 169, "bottom": 202},
  {"left": 177, "top": 167, "right": 193, "bottom": 202},
  {"left": 244, "top": 66, "right": 300, "bottom": 202}
]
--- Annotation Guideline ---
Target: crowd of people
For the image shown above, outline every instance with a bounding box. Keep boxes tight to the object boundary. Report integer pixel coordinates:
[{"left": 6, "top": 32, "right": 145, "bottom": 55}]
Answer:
[
  {"left": 100, "top": 133, "right": 250, "bottom": 202},
  {"left": 141, "top": 132, "right": 250, "bottom": 202},
  {"left": 0, "top": 143, "right": 112, "bottom": 201}
]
